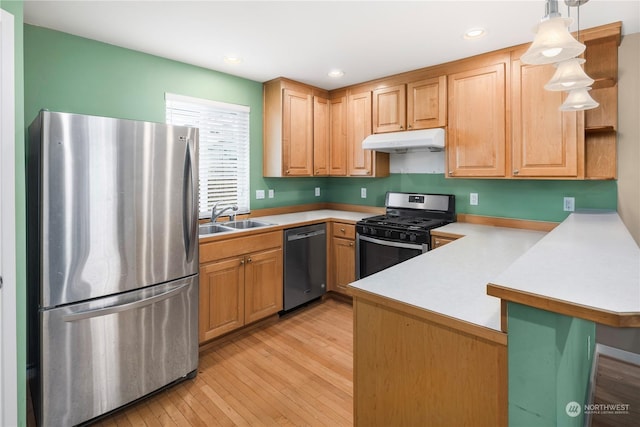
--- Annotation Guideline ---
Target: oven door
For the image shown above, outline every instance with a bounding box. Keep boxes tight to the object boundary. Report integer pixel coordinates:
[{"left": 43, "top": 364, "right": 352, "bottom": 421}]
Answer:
[{"left": 356, "top": 234, "right": 427, "bottom": 279}]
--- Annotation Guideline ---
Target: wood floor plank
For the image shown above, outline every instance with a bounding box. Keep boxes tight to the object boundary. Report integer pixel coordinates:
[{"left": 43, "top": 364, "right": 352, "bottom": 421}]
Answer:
[{"left": 93, "top": 298, "right": 353, "bottom": 426}]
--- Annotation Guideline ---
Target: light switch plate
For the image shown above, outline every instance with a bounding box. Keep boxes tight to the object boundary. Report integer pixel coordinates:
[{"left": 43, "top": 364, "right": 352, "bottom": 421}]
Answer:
[
  {"left": 268, "top": 189, "right": 274, "bottom": 199},
  {"left": 361, "top": 188, "right": 367, "bottom": 198},
  {"left": 470, "top": 193, "right": 478, "bottom": 206},
  {"left": 315, "top": 187, "right": 320, "bottom": 197},
  {"left": 256, "top": 189, "right": 265, "bottom": 199}
]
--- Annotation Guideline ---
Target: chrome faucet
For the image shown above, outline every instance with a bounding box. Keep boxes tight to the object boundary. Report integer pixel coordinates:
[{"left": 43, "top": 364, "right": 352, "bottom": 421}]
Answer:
[{"left": 211, "top": 202, "right": 238, "bottom": 222}]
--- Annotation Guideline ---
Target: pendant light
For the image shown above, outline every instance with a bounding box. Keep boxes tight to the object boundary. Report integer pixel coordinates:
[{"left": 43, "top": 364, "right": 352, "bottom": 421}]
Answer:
[
  {"left": 544, "top": 58, "right": 594, "bottom": 91},
  {"left": 560, "top": 87, "right": 599, "bottom": 111},
  {"left": 521, "top": 0, "right": 585, "bottom": 65}
]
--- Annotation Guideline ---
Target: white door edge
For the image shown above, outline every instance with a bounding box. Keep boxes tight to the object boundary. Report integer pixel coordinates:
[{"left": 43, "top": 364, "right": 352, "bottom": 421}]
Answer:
[{"left": 0, "top": 8, "right": 18, "bottom": 427}]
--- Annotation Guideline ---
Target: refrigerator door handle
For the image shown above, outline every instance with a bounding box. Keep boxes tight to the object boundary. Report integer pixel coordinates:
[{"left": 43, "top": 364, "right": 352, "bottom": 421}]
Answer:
[
  {"left": 182, "top": 138, "right": 197, "bottom": 263},
  {"left": 62, "top": 283, "right": 190, "bottom": 322}
]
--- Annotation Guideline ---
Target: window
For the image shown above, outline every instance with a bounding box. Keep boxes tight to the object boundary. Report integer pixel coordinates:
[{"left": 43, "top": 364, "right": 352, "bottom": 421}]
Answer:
[{"left": 165, "top": 93, "right": 250, "bottom": 218}]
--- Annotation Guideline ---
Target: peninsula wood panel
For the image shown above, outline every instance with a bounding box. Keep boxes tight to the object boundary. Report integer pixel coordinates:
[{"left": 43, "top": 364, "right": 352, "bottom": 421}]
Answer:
[
  {"left": 313, "top": 95, "right": 330, "bottom": 176},
  {"left": 447, "top": 60, "right": 507, "bottom": 177},
  {"left": 353, "top": 297, "right": 507, "bottom": 427},
  {"left": 511, "top": 58, "right": 581, "bottom": 177}
]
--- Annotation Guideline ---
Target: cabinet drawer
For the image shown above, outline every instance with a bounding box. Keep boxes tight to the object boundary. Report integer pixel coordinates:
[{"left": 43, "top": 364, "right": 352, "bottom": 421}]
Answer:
[
  {"left": 332, "top": 222, "right": 355, "bottom": 240},
  {"left": 200, "top": 231, "right": 282, "bottom": 264}
]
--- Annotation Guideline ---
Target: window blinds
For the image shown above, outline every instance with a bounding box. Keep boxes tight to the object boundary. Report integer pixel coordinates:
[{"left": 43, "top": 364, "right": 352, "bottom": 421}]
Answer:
[{"left": 165, "top": 93, "right": 250, "bottom": 217}]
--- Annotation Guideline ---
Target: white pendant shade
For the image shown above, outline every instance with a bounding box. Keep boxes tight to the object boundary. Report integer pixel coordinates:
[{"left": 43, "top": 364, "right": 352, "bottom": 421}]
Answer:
[
  {"left": 521, "top": 17, "right": 586, "bottom": 65},
  {"left": 545, "top": 58, "right": 594, "bottom": 91},
  {"left": 560, "top": 87, "right": 599, "bottom": 111}
]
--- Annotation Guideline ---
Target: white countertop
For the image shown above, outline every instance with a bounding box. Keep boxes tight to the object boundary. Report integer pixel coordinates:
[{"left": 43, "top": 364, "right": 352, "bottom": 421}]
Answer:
[
  {"left": 491, "top": 211, "right": 640, "bottom": 314},
  {"left": 254, "top": 209, "right": 371, "bottom": 226},
  {"left": 349, "top": 221, "right": 547, "bottom": 331}
]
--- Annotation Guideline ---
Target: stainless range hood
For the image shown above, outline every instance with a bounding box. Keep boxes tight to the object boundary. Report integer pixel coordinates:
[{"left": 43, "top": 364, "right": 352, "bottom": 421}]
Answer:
[{"left": 362, "top": 128, "right": 445, "bottom": 153}]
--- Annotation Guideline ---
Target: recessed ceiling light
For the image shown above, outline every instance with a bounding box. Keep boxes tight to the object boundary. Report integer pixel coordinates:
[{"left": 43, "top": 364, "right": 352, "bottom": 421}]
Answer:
[
  {"left": 224, "top": 55, "right": 243, "bottom": 65},
  {"left": 464, "top": 28, "right": 486, "bottom": 40},
  {"left": 328, "top": 69, "right": 345, "bottom": 78}
]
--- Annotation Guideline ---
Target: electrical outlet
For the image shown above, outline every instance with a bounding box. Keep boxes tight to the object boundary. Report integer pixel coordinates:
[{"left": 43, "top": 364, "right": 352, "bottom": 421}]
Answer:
[
  {"left": 256, "top": 189, "right": 265, "bottom": 200},
  {"left": 268, "top": 189, "right": 274, "bottom": 199},
  {"left": 564, "top": 197, "right": 575, "bottom": 212},
  {"left": 470, "top": 193, "right": 479, "bottom": 206},
  {"left": 315, "top": 187, "right": 320, "bottom": 197},
  {"left": 361, "top": 188, "right": 367, "bottom": 198}
]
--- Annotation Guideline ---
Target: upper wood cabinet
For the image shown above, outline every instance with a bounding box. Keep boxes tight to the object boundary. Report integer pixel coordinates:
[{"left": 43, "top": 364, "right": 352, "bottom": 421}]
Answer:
[
  {"left": 511, "top": 54, "right": 582, "bottom": 178},
  {"left": 347, "top": 91, "right": 389, "bottom": 177},
  {"left": 447, "top": 58, "right": 508, "bottom": 177},
  {"left": 407, "top": 76, "right": 447, "bottom": 130},
  {"left": 373, "top": 84, "right": 406, "bottom": 133},
  {"left": 263, "top": 78, "right": 328, "bottom": 177},
  {"left": 372, "top": 77, "right": 446, "bottom": 134},
  {"left": 329, "top": 95, "right": 348, "bottom": 176},
  {"left": 313, "top": 96, "right": 330, "bottom": 176}
]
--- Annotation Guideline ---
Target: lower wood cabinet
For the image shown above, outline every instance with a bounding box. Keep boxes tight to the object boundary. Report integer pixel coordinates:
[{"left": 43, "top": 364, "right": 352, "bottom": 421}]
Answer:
[
  {"left": 199, "top": 231, "right": 283, "bottom": 344},
  {"left": 431, "top": 233, "right": 461, "bottom": 249},
  {"left": 330, "top": 222, "right": 356, "bottom": 295}
]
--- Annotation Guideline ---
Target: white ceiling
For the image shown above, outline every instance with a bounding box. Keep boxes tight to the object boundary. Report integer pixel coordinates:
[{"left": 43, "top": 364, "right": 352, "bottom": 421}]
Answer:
[{"left": 23, "top": 0, "right": 640, "bottom": 90}]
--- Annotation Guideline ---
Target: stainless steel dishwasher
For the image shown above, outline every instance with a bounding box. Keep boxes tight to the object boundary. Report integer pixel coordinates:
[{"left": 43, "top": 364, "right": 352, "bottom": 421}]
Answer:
[{"left": 283, "top": 223, "right": 327, "bottom": 311}]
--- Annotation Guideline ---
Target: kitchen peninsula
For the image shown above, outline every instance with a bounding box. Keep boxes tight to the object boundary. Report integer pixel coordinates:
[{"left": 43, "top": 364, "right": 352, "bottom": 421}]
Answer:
[{"left": 348, "top": 211, "right": 639, "bottom": 427}]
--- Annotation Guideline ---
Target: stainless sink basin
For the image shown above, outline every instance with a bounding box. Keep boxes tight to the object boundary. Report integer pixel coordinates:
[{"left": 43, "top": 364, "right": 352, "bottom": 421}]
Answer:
[
  {"left": 198, "top": 223, "right": 234, "bottom": 235},
  {"left": 222, "top": 220, "right": 274, "bottom": 229}
]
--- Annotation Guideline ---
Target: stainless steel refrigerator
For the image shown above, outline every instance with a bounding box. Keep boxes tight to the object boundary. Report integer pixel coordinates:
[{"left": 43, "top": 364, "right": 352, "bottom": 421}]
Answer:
[{"left": 26, "top": 111, "right": 200, "bottom": 426}]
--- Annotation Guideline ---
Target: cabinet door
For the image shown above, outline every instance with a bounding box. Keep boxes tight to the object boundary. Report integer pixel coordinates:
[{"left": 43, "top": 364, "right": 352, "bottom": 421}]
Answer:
[
  {"left": 332, "top": 237, "right": 355, "bottom": 294},
  {"left": 448, "top": 62, "right": 507, "bottom": 177},
  {"left": 199, "top": 257, "right": 245, "bottom": 343},
  {"left": 348, "top": 91, "right": 374, "bottom": 176},
  {"left": 511, "top": 58, "right": 580, "bottom": 177},
  {"left": 283, "top": 88, "right": 313, "bottom": 176},
  {"left": 244, "top": 248, "right": 283, "bottom": 324},
  {"left": 329, "top": 96, "right": 347, "bottom": 176},
  {"left": 373, "top": 84, "right": 406, "bottom": 133},
  {"left": 313, "top": 96, "right": 330, "bottom": 176},
  {"left": 407, "top": 76, "right": 447, "bottom": 130}
]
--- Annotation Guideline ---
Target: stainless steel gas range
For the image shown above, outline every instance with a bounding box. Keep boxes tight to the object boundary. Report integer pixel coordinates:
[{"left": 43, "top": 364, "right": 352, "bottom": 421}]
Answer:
[{"left": 356, "top": 192, "right": 456, "bottom": 279}]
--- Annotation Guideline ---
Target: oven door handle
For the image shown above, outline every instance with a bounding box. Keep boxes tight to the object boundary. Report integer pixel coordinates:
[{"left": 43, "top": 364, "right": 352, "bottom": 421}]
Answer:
[{"left": 357, "top": 234, "right": 424, "bottom": 250}]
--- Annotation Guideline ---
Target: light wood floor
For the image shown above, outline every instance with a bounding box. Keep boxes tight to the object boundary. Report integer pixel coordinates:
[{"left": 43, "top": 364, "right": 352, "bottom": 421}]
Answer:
[{"left": 93, "top": 297, "right": 353, "bottom": 426}]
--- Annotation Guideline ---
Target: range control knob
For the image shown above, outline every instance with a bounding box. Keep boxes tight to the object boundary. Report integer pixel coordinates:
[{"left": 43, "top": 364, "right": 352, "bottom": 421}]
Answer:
[
  {"left": 384, "top": 230, "right": 392, "bottom": 238},
  {"left": 409, "top": 234, "right": 417, "bottom": 242},
  {"left": 399, "top": 233, "right": 406, "bottom": 240}
]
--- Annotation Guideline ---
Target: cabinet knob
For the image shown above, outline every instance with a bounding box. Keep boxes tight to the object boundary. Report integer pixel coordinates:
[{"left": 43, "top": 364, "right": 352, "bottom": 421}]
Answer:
[
  {"left": 448, "top": 170, "right": 453, "bottom": 176},
  {"left": 349, "top": 242, "right": 354, "bottom": 247},
  {"left": 286, "top": 170, "right": 290, "bottom": 175},
  {"left": 399, "top": 125, "right": 403, "bottom": 130},
  {"left": 247, "top": 257, "right": 252, "bottom": 263},
  {"left": 240, "top": 259, "right": 245, "bottom": 265},
  {"left": 408, "top": 124, "right": 412, "bottom": 129},
  {"left": 340, "top": 228, "right": 345, "bottom": 232},
  {"left": 513, "top": 169, "right": 519, "bottom": 175}
]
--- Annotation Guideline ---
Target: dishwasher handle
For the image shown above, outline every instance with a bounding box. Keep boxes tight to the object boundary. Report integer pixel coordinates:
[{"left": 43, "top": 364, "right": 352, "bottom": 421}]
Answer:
[{"left": 286, "top": 229, "right": 326, "bottom": 242}]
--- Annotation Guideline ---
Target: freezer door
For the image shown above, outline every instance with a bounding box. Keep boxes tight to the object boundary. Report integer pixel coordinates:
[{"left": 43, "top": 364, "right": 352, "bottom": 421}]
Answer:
[
  {"left": 34, "top": 111, "right": 199, "bottom": 307},
  {"left": 36, "top": 276, "right": 198, "bottom": 426}
]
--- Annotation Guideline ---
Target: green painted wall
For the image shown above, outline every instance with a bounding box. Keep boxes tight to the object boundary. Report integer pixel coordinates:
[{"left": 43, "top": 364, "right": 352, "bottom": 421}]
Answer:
[
  {"left": 1, "top": 0, "right": 25, "bottom": 425},
  {"left": 508, "top": 303, "right": 595, "bottom": 426},
  {"left": 328, "top": 174, "right": 617, "bottom": 222}
]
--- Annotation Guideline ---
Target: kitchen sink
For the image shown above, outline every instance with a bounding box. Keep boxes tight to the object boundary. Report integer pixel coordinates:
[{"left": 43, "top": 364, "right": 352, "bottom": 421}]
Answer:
[
  {"left": 198, "top": 223, "right": 234, "bottom": 235},
  {"left": 222, "top": 220, "right": 274, "bottom": 229}
]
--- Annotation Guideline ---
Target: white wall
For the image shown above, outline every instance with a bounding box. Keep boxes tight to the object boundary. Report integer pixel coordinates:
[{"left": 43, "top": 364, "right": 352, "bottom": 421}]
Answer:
[{"left": 617, "top": 32, "right": 640, "bottom": 245}]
